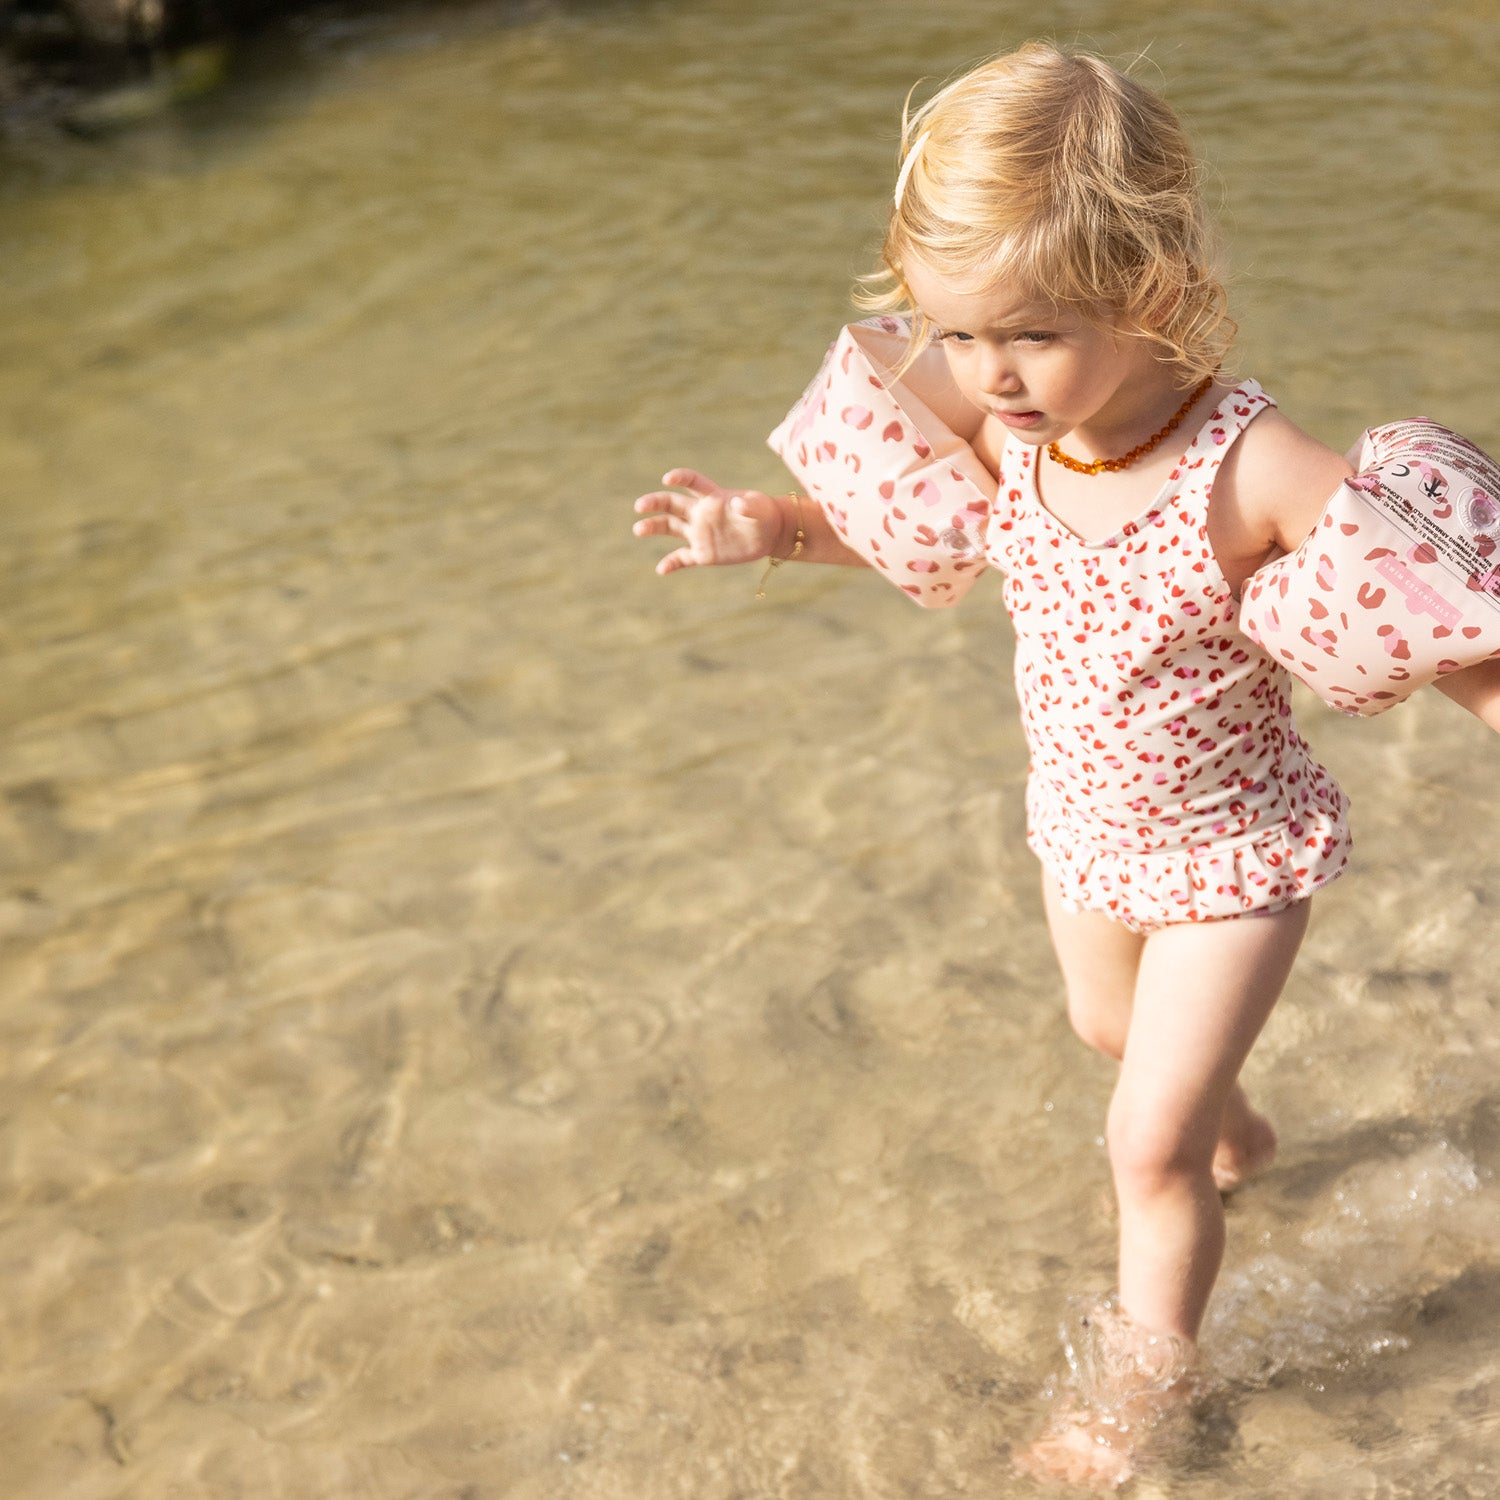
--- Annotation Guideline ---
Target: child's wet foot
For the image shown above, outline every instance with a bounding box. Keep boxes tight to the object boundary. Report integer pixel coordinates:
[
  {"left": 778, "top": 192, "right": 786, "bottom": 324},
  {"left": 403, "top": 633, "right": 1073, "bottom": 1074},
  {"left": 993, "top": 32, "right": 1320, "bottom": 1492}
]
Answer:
[
  {"left": 1013, "top": 1406, "right": 1137, "bottom": 1490},
  {"left": 1014, "top": 1300, "right": 1195, "bottom": 1491},
  {"left": 1211, "top": 1109, "right": 1277, "bottom": 1194}
]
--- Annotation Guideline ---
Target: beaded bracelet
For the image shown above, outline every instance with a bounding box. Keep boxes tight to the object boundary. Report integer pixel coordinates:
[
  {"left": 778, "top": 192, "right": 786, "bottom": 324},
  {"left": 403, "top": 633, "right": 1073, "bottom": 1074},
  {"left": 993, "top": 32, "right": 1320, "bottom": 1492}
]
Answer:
[{"left": 755, "top": 493, "right": 806, "bottom": 600}]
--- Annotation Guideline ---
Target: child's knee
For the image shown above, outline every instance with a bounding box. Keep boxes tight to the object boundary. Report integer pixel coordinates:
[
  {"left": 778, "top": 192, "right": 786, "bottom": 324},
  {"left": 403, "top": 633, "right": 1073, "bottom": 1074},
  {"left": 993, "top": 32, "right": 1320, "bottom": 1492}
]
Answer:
[
  {"left": 1105, "top": 1091, "right": 1213, "bottom": 1189},
  {"left": 1066, "top": 989, "right": 1127, "bottom": 1060}
]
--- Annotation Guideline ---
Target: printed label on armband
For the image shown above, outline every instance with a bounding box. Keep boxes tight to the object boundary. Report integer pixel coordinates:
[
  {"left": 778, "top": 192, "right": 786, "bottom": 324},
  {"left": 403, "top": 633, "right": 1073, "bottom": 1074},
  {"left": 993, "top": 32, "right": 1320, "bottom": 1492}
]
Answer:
[
  {"left": 1372, "top": 555, "right": 1465, "bottom": 625},
  {"left": 1360, "top": 463, "right": 1500, "bottom": 616}
]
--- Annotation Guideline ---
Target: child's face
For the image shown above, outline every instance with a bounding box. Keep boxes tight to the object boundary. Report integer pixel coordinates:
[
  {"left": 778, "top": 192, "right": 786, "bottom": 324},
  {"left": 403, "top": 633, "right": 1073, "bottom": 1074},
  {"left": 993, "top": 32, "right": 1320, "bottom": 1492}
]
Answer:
[{"left": 903, "top": 259, "right": 1162, "bottom": 448}]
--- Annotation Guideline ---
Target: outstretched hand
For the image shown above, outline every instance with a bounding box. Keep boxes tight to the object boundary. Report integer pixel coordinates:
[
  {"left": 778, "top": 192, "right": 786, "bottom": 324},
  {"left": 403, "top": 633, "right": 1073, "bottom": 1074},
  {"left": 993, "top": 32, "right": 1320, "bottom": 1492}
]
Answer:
[{"left": 632, "top": 469, "right": 787, "bottom": 577}]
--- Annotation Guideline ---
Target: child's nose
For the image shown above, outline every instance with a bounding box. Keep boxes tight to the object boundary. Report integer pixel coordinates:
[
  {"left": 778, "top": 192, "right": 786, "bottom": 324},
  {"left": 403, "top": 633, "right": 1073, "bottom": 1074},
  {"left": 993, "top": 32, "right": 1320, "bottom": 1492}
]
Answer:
[{"left": 977, "top": 347, "right": 1021, "bottom": 397}]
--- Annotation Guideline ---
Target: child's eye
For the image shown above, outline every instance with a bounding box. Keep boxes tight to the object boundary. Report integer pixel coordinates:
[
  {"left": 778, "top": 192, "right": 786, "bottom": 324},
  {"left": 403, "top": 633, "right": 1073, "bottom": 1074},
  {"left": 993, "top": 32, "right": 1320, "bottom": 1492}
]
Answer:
[
  {"left": 1017, "top": 331, "right": 1053, "bottom": 345},
  {"left": 936, "top": 329, "right": 974, "bottom": 344}
]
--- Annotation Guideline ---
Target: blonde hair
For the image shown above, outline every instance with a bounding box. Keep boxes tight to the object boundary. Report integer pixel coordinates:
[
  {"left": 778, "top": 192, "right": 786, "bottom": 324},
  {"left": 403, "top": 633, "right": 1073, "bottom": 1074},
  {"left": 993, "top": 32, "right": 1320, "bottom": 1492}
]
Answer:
[{"left": 857, "top": 42, "right": 1235, "bottom": 384}]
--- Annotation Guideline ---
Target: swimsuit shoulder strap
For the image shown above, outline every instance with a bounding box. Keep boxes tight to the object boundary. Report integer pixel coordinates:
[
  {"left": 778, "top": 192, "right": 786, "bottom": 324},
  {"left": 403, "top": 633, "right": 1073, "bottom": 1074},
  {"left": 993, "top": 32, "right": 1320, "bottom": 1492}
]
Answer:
[
  {"left": 1157, "top": 379, "right": 1277, "bottom": 532},
  {"left": 1177, "top": 379, "right": 1277, "bottom": 485}
]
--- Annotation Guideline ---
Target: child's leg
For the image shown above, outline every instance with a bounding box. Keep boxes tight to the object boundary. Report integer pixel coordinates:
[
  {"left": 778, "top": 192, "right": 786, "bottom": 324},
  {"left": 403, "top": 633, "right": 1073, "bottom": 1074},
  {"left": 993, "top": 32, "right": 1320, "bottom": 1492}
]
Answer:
[
  {"left": 1017, "top": 894, "right": 1309, "bottom": 1489},
  {"left": 1041, "top": 878, "right": 1143, "bottom": 1058},
  {"left": 1110, "top": 901, "right": 1310, "bottom": 1341},
  {"left": 1043, "top": 878, "right": 1279, "bottom": 1191}
]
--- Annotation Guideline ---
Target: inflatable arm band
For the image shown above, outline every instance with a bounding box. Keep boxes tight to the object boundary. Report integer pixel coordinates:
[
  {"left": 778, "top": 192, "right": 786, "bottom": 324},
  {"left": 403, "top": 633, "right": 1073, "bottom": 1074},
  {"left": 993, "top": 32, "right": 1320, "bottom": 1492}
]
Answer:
[
  {"left": 768, "top": 325, "right": 1500, "bottom": 710},
  {"left": 767, "top": 318, "right": 996, "bottom": 608},
  {"left": 1238, "top": 419, "right": 1500, "bottom": 715}
]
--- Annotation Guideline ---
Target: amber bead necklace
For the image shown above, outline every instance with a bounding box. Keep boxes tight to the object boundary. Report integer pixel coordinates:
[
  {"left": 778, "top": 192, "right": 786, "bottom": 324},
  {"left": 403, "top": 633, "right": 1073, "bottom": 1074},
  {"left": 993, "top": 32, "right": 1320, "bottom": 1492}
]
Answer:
[{"left": 1046, "top": 374, "right": 1215, "bottom": 476}]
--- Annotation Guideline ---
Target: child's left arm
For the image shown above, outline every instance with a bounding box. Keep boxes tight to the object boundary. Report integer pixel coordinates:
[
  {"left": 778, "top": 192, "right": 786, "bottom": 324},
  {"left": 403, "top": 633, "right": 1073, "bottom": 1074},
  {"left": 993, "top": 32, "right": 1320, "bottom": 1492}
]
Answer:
[
  {"left": 1206, "top": 410, "right": 1354, "bottom": 596},
  {"left": 1219, "top": 413, "right": 1500, "bottom": 733},
  {"left": 1431, "top": 658, "right": 1500, "bottom": 730}
]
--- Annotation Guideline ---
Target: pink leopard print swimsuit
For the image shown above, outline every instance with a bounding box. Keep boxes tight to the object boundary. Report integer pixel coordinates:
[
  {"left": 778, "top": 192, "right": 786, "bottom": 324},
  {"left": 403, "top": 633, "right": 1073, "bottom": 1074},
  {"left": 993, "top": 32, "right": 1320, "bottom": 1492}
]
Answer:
[{"left": 987, "top": 380, "right": 1351, "bottom": 932}]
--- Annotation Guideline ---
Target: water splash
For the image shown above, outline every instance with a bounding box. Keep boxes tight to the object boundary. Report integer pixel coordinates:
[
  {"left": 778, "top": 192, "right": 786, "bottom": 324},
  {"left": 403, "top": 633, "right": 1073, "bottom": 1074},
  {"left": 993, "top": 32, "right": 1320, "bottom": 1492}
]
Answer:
[
  {"left": 1056, "top": 1297, "right": 1196, "bottom": 1423},
  {"left": 1205, "top": 1139, "right": 1490, "bottom": 1388}
]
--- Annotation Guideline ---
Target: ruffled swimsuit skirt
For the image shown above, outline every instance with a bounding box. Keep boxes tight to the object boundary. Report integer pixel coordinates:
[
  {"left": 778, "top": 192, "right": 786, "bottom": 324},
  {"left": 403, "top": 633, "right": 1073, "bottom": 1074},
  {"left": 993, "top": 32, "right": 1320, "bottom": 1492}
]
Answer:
[{"left": 986, "top": 381, "right": 1351, "bottom": 933}]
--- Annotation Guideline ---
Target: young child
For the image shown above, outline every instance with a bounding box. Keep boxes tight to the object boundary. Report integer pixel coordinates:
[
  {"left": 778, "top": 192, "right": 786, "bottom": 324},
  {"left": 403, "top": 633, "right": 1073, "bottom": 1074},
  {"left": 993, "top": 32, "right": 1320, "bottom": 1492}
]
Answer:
[{"left": 632, "top": 42, "right": 1499, "bottom": 1488}]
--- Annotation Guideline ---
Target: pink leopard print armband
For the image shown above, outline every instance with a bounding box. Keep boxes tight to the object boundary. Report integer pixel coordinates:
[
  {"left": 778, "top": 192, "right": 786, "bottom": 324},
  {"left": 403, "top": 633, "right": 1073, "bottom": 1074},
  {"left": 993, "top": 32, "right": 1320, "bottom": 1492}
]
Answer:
[
  {"left": 1239, "top": 419, "right": 1500, "bottom": 715},
  {"left": 767, "top": 318, "right": 997, "bottom": 608}
]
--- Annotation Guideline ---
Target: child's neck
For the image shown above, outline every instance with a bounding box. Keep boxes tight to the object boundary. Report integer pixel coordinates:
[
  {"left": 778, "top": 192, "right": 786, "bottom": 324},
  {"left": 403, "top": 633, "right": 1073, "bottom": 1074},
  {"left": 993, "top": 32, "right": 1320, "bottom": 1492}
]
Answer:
[
  {"left": 1027, "top": 379, "right": 1227, "bottom": 545},
  {"left": 1063, "top": 369, "right": 1205, "bottom": 468}
]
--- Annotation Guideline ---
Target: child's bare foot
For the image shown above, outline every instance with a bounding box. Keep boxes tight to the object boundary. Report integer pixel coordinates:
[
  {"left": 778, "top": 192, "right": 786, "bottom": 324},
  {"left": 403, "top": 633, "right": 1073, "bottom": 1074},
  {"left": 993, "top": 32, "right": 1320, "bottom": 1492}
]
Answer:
[
  {"left": 1014, "top": 1301, "right": 1194, "bottom": 1490},
  {"left": 1013, "top": 1405, "right": 1138, "bottom": 1490},
  {"left": 1212, "top": 1107, "right": 1277, "bottom": 1194}
]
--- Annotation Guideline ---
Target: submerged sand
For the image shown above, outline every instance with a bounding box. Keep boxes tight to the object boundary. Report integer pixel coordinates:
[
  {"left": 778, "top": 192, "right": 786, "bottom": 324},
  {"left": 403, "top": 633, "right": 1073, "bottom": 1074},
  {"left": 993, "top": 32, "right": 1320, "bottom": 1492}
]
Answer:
[{"left": 2, "top": 1, "right": 1499, "bottom": 1495}]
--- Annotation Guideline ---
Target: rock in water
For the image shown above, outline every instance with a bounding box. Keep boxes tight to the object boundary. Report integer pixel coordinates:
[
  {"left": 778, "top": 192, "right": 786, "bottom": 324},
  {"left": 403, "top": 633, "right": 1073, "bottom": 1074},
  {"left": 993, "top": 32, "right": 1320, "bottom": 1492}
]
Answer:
[
  {"left": 60, "top": 43, "right": 227, "bottom": 136},
  {"left": 58, "top": 0, "right": 168, "bottom": 48}
]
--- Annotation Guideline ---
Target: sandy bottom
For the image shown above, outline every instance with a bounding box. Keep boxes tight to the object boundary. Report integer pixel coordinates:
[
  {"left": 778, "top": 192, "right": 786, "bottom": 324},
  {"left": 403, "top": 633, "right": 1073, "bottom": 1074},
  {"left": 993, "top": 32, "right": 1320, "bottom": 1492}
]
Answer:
[{"left": 2, "top": 0, "right": 1500, "bottom": 1494}]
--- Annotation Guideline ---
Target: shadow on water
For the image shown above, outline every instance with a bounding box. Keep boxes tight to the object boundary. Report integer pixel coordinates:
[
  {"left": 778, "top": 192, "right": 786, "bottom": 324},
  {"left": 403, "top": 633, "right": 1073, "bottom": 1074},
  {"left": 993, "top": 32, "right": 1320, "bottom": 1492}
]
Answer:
[{"left": 0, "top": 0, "right": 646, "bottom": 169}]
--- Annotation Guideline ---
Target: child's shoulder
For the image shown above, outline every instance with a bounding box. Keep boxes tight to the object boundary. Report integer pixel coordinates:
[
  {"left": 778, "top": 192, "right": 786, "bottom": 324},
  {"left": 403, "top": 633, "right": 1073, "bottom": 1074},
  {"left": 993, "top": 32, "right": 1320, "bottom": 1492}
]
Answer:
[{"left": 1218, "top": 399, "right": 1355, "bottom": 553}]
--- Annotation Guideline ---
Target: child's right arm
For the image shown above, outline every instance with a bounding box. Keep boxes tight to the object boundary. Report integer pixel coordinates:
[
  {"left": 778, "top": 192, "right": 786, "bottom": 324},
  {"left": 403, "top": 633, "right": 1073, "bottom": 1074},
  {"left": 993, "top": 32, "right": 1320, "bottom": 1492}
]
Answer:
[{"left": 632, "top": 468, "right": 868, "bottom": 577}]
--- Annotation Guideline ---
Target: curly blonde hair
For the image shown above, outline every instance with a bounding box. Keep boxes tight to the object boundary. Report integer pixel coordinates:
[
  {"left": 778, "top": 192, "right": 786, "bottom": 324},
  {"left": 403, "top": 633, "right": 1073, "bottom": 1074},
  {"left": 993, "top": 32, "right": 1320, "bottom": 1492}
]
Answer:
[{"left": 857, "top": 42, "right": 1235, "bottom": 384}]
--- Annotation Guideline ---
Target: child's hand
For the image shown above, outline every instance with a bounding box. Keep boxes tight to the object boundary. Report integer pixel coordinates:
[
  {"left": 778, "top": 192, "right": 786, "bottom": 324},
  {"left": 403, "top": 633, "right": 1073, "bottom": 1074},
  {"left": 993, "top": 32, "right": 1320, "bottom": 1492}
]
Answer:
[{"left": 632, "top": 469, "right": 788, "bottom": 577}]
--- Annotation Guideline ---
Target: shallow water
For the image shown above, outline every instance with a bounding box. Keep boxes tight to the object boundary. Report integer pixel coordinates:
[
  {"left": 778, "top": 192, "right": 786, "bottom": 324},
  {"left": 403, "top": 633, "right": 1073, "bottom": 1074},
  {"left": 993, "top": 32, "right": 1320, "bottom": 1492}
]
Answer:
[{"left": 2, "top": 0, "right": 1499, "bottom": 1494}]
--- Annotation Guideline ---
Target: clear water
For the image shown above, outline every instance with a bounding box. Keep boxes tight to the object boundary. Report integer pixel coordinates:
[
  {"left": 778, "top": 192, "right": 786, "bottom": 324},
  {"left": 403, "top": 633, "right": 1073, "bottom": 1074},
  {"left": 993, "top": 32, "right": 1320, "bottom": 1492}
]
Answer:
[{"left": 2, "top": 0, "right": 1499, "bottom": 1494}]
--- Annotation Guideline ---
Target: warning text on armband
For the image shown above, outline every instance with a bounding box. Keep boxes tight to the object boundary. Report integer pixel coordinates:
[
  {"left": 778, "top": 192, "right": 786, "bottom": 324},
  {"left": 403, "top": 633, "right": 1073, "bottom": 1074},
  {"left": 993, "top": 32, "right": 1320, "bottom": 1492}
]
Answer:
[{"left": 1370, "top": 480, "right": 1500, "bottom": 614}]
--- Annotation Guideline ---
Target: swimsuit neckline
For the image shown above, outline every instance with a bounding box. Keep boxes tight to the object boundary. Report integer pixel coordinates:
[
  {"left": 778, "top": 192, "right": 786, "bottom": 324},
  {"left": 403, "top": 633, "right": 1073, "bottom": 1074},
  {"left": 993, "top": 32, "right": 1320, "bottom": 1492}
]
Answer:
[{"left": 1016, "top": 379, "right": 1267, "bottom": 550}]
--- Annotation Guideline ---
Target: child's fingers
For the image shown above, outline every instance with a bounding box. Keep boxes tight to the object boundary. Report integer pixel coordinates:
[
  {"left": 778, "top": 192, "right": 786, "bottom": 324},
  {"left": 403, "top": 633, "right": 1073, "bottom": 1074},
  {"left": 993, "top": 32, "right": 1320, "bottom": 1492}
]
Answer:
[
  {"left": 655, "top": 546, "right": 696, "bottom": 576},
  {"left": 633, "top": 490, "right": 686, "bottom": 517},
  {"left": 660, "top": 467, "right": 722, "bottom": 498},
  {"left": 632, "top": 512, "right": 686, "bottom": 539}
]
